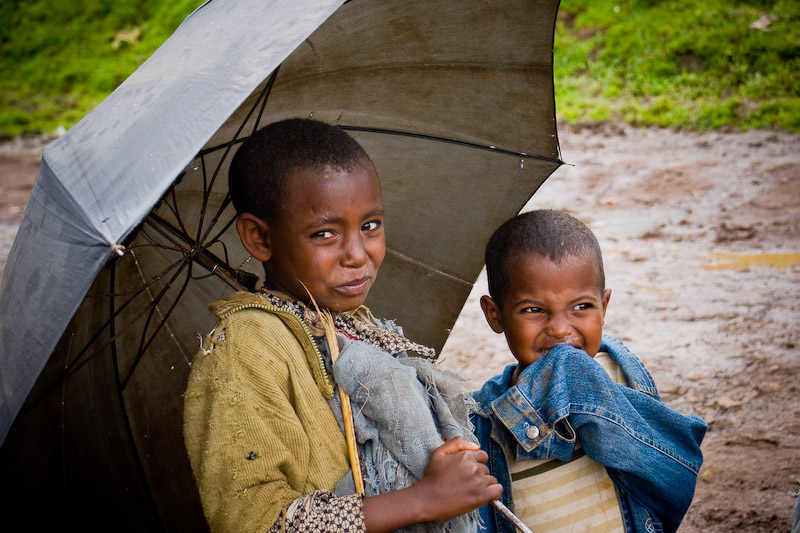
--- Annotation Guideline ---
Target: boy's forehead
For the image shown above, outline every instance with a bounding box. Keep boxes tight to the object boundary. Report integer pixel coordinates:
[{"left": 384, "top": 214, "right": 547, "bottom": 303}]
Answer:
[
  {"left": 281, "top": 163, "right": 381, "bottom": 208},
  {"left": 286, "top": 161, "right": 378, "bottom": 186},
  {"left": 506, "top": 250, "right": 602, "bottom": 287}
]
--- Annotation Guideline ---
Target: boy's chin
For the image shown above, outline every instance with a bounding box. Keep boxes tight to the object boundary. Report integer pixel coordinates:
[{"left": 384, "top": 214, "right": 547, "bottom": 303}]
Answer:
[{"left": 310, "top": 293, "right": 368, "bottom": 313}]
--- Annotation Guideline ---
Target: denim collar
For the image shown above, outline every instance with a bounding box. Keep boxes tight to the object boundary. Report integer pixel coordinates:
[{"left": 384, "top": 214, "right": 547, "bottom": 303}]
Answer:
[{"left": 473, "top": 334, "right": 660, "bottom": 419}]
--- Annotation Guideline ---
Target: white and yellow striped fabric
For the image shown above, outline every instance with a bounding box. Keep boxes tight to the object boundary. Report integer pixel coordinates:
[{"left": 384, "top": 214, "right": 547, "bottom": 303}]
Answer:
[{"left": 506, "top": 352, "right": 626, "bottom": 533}]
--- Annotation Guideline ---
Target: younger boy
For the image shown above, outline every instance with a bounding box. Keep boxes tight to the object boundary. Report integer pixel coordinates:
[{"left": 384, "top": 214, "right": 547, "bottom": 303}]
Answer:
[
  {"left": 472, "top": 210, "right": 707, "bottom": 533},
  {"left": 183, "top": 118, "right": 500, "bottom": 533}
]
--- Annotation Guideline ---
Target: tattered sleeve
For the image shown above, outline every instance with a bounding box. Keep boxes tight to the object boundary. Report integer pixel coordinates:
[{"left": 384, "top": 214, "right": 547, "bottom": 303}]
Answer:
[{"left": 183, "top": 309, "right": 360, "bottom": 532}]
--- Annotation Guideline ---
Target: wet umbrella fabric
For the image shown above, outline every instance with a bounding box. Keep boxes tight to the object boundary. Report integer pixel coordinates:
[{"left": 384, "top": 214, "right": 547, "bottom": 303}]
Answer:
[{"left": 0, "top": 0, "right": 562, "bottom": 530}]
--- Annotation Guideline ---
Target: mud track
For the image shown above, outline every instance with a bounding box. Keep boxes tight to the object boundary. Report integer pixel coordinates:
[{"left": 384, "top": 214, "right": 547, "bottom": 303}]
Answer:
[{"left": 2, "top": 125, "right": 799, "bottom": 531}]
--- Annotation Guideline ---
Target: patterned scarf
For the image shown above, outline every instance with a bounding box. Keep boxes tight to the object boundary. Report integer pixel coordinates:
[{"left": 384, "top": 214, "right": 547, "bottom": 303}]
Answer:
[{"left": 257, "top": 289, "right": 437, "bottom": 359}]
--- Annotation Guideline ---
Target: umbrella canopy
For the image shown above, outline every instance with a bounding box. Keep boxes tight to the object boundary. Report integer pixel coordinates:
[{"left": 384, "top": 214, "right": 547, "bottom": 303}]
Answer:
[{"left": 0, "top": 0, "right": 562, "bottom": 529}]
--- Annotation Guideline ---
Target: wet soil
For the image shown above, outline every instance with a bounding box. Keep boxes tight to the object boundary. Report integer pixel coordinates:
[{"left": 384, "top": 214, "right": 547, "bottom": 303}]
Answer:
[
  {"left": 439, "top": 123, "right": 800, "bottom": 532},
  {"left": 2, "top": 125, "right": 799, "bottom": 531}
]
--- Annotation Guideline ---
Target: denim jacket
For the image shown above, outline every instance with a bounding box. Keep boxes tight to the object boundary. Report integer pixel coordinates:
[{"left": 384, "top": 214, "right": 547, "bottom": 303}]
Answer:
[{"left": 472, "top": 335, "right": 707, "bottom": 533}]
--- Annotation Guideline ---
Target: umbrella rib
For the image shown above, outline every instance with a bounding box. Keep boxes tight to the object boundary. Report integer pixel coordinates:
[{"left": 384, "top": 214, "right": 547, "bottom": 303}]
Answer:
[
  {"left": 194, "top": 153, "right": 211, "bottom": 244},
  {"left": 385, "top": 247, "right": 473, "bottom": 288},
  {"left": 196, "top": 67, "right": 279, "bottom": 245},
  {"left": 193, "top": 69, "right": 278, "bottom": 245},
  {"left": 68, "top": 258, "right": 186, "bottom": 368},
  {"left": 252, "top": 68, "right": 278, "bottom": 135},
  {"left": 151, "top": 172, "right": 192, "bottom": 244},
  {"left": 13, "top": 252, "right": 188, "bottom": 418},
  {"left": 200, "top": 156, "right": 209, "bottom": 203},
  {"left": 120, "top": 260, "right": 194, "bottom": 389},
  {"left": 146, "top": 212, "right": 247, "bottom": 291},
  {"left": 200, "top": 207, "right": 238, "bottom": 263},
  {"left": 192, "top": 68, "right": 279, "bottom": 160},
  {"left": 66, "top": 255, "right": 187, "bottom": 364},
  {"left": 128, "top": 228, "right": 187, "bottom": 259},
  {"left": 340, "top": 125, "right": 564, "bottom": 164},
  {"left": 169, "top": 179, "right": 191, "bottom": 238},
  {"left": 106, "top": 263, "right": 166, "bottom": 523},
  {"left": 199, "top": 195, "right": 235, "bottom": 250}
]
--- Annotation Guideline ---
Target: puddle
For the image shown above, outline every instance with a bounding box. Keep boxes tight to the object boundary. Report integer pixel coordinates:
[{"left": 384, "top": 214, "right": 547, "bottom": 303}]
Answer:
[{"left": 701, "top": 252, "right": 800, "bottom": 270}]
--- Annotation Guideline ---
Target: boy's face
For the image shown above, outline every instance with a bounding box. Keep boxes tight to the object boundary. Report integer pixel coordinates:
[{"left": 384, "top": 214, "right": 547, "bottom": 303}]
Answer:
[
  {"left": 257, "top": 162, "right": 385, "bottom": 312},
  {"left": 480, "top": 252, "right": 611, "bottom": 373}
]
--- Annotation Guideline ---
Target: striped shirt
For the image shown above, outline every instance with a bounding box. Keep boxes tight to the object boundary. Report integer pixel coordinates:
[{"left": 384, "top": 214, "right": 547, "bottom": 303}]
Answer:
[{"left": 506, "top": 352, "right": 625, "bottom": 532}]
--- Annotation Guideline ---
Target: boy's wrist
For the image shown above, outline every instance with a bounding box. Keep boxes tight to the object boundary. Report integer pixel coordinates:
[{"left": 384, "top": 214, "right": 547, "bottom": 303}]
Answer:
[{"left": 363, "top": 485, "right": 430, "bottom": 532}]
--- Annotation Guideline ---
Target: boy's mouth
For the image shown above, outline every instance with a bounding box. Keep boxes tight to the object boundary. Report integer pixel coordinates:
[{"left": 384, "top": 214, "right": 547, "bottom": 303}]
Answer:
[
  {"left": 335, "top": 277, "right": 371, "bottom": 296},
  {"left": 539, "top": 337, "right": 578, "bottom": 356}
]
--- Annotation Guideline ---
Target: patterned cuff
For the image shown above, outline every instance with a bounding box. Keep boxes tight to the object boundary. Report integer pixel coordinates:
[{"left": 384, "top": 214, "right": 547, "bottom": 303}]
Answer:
[{"left": 269, "top": 490, "right": 366, "bottom": 532}]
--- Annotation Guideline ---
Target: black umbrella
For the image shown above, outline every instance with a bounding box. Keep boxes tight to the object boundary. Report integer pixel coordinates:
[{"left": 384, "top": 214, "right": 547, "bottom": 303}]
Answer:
[{"left": 0, "top": 0, "right": 562, "bottom": 529}]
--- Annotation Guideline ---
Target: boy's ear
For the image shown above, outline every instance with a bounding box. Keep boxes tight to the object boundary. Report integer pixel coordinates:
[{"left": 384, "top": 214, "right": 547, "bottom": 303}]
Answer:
[
  {"left": 236, "top": 213, "right": 272, "bottom": 262},
  {"left": 601, "top": 288, "right": 612, "bottom": 318},
  {"left": 479, "top": 295, "right": 505, "bottom": 334}
]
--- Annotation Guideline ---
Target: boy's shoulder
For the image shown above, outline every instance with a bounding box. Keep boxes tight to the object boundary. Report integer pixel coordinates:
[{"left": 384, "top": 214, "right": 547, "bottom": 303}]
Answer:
[
  {"left": 471, "top": 363, "right": 517, "bottom": 418},
  {"left": 208, "top": 290, "right": 275, "bottom": 317},
  {"left": 202, "top": 291, "right": 305, "bottom": 363},
  {"left": 208, "top": 291, "right": 310, "bottom": 337},
  {"left": 599, "top": 335, "right": 659, "bottom": 398},
  {"left": 202, "top": 290, "right": 335, "bottom": 398}
]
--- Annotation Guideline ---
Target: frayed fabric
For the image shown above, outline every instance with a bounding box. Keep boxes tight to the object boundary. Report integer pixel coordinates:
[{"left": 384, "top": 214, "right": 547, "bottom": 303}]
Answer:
[{"left": 329, "top": 332, "right": 479, "bottom": 533}]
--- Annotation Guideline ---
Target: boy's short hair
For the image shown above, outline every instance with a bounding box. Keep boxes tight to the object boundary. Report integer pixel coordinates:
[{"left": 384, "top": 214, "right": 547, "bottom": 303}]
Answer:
[
  {"left": 228, "top": 118, "right": 374, "bottom": 222},
  {"left": 485, "top": 209, "right": 605, "bottom": 304}
]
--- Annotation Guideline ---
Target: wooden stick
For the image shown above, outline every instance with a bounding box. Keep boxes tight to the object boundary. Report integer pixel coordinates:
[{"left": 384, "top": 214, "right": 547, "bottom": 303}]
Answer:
[
  {"left": 491, "top": 499, "right": 534, "bottom": 533},
  {"left": 320, "top": 309, "right": 365, "bottom": 495},
  {"left": 302, "top": 284, "right": 365, "bottom": 495}
]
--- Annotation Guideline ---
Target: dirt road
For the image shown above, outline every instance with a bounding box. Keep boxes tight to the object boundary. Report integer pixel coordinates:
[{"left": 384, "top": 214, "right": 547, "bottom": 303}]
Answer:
[{"left": 2, "top": 125, "right": 799, "bottom": 531}]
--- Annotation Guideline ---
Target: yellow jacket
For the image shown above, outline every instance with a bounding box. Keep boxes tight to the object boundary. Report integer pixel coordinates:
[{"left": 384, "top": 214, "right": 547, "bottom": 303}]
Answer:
[{"left": 183, "top": 291, "right": 350, "bottom": 531}]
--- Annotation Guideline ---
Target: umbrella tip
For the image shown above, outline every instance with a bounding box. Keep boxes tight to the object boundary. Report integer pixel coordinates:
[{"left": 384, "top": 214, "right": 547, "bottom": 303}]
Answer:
[{"left": 111, "top": 243, "right": 125, "bottom": 256}]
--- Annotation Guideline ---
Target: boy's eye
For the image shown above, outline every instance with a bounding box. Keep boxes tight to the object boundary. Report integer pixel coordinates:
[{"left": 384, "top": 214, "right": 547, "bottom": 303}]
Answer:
[
  {"left": 521, "top": 306, "right": 544, "bottom": 314},
  {"left": 362, "top": 220, "right": 382, "bottom": 232},
  {"left": 312, "top": 230, "right": 335, "bottom": 239},
  {"left": 574, "top": 302, "right": 594, "bottom": 311}
]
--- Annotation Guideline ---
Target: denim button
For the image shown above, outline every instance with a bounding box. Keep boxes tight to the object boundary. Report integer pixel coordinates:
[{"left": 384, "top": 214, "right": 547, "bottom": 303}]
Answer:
[{"left": 526, "top": 425, "right": 540, "bottom": 439}]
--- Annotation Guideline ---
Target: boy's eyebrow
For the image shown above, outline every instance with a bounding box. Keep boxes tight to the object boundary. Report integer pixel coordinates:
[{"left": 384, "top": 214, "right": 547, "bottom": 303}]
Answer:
[
  {"left": 513, "top": 294, "right": 601, "bottom": 308},
  {"left": 569, "top": 294, "right": 601, "bottom": 305},
  {"left": 361, "top": 207, "right": 385, "bottom": 219},
  {"left": 511, "top": 297, "right": 544, "bottom": 308},
  {"left": 305, "top": 208, "right": 385, "bottom": 229}
]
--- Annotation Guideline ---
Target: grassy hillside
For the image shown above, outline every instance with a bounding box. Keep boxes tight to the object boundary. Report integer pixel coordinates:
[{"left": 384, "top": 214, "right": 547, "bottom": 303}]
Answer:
[
  {"left": 0, "top": 0, "right": 202, "bottom": 137},
  {"left": 555, "top": 0, "right": 800, "bottom": 130},
  {"left": 1, "top": 0, "right": 798, "bottom": 136}
]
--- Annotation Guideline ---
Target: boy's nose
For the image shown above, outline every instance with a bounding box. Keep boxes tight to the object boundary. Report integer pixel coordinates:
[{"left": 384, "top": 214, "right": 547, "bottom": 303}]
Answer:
[
  {"left": 545, "top": 314, "right": 572, "bottom": 339},
  {"left": 341, "top": 234, "right": 367, "bottom": 267}
]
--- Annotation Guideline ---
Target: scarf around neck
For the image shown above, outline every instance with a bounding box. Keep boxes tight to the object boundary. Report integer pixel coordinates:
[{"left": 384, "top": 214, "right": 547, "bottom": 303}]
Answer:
[{"left": 257, "top": 288, "right": 437, "bottom": 359}]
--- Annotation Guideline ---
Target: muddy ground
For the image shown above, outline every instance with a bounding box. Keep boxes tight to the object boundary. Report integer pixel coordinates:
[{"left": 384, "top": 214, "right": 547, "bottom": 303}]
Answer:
[{"left": 2, "top": 125, "right": 799, "bottom": 531}]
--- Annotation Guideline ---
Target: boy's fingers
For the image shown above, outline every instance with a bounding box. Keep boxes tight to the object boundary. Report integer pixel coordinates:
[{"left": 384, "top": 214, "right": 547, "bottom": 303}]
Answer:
[{"left": 436, "top": 436, "right": 480, "bottom": 455}]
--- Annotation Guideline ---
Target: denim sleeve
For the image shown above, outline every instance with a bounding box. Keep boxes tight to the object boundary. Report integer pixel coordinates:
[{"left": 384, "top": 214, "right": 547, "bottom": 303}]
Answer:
[{"left": 496, "top": 345, "right": 707, "bottom": 533}]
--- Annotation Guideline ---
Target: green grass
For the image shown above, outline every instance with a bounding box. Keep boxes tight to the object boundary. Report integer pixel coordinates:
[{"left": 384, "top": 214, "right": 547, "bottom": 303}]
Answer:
[
  {"left": 555, "top": 0, "right": 800, "bottom": 130},
  {"left": 0, "top": 0, "right": 202, "bottom": 137},
  {"left": 1, "top": 0, "right": 798, "bottom": 135}
]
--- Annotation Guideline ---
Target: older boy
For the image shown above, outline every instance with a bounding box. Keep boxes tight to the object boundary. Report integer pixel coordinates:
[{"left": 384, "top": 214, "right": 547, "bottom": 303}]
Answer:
[
  {"left": 473, "top": 210, "right": 707, "bottom": 533},
  {"left": 183, "top": 119, "right": 500, "bottom": 532}
]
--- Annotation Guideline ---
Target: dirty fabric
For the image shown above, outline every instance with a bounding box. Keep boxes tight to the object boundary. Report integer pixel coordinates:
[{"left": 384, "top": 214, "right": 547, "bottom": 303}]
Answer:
[{"left": 328, "top": 326, "right": 479, "bottom": 533}]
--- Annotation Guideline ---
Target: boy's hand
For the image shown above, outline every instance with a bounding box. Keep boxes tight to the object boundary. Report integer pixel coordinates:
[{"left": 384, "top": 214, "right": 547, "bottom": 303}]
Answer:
[
  {"left": 415, "top": 436, "right": 503, "bottom": 520},
  {"left": 362, "top": 436, "right": 502, "bottom": 531}
]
